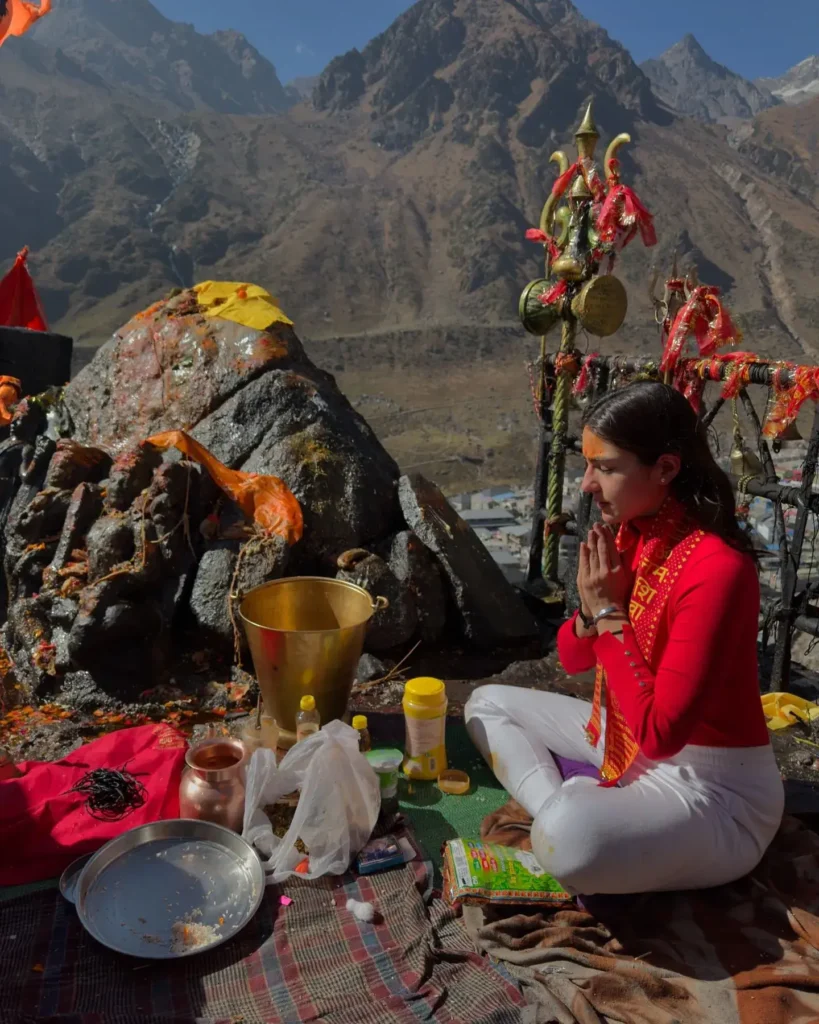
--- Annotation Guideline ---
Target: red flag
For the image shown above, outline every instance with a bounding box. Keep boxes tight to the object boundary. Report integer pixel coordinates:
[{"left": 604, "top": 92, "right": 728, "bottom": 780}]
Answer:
[
  {"left": 0, "top": 0, "right": 52, "bottom": 48},
  {"left": 0, "top": 246, "right": 48, "bottom": 331}
]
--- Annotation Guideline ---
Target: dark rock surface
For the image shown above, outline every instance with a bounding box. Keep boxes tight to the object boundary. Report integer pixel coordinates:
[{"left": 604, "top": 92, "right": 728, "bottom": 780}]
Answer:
[
  {"left": 337, "top": 550, "right": 418, "bottom": 651},
  {"left": 188, "top": 545, "right": 238, "bottom": 646},
  {"left": 356, "top": 653, "right": 388, "bottom": 684},
  {"left": 44, "top": 440, "right": 111, "bottom": 491},
  {"left": 387, "top": 530, "right": 448, "bottom": 643},
  {"left": 398, "top": 473, "right": 538, "bottom": 647},
  {"left": 105, "top": 444, "right": 163, "bottom": 512},
  {"left": 1, "top": 292, "right": 542, "bottom": 708}
]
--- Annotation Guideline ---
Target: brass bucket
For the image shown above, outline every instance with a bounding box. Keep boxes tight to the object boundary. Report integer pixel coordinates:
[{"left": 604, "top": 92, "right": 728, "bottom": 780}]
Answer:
[{"left": 239, "top": 576, "right": 388, "bottom": 748}]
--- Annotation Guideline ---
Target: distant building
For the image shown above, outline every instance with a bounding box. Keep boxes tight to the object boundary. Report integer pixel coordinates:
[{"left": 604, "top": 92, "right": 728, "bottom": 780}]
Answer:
[{"left": 459, "top": 508, "right": 517, "bottom": 530}]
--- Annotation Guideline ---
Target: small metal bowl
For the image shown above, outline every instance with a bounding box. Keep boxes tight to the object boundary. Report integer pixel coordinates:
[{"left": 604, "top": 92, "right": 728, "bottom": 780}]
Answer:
[
  {"left": 59, "top": 853, "right": 93, "bottom": 904},
  {"left": 65, "top": 818, "right": 265, "bottom": 959}
]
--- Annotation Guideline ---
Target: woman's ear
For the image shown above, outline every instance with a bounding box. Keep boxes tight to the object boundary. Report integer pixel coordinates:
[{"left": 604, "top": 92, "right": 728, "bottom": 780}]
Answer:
[{"left": 656, "top": 453, "right": 681, "bottom": 485}]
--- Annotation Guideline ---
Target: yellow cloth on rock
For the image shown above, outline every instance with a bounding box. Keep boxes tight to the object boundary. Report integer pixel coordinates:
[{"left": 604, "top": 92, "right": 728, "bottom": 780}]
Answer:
[
  {"left": 193, "top": 281, "right": 293, "bottom": 332},
  {"left": 762, "top": 691, "right": 819, "bottom": 731}
]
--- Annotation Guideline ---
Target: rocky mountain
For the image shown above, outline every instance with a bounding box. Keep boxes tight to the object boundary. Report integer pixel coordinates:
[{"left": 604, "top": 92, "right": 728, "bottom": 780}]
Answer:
[
  {"left": 737, "top": 95, "right": 819, "bottom": 200},
  {"left": 26, "top": 0, "right": 291, "bottom": 114},
  {"left": 285, "top": 76, "right": 319, "bottom": 103},
  {"left": 759, "top": 56, "right": 819, "bottom": 106},
  {"left": 3, "top": 0, "right": 819, "bottom": 489},
  {"left": 641, "top": 34, "right": 779, "bottom": 122}
]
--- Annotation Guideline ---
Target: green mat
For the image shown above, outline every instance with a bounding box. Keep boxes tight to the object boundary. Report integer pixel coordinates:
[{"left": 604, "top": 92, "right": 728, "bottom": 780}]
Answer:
[
  {"left": 0, "top": 717, "right": 505, "bottom": 902},
  {"left": 396, "top": 718, "right": 508, "bottom": 876}
]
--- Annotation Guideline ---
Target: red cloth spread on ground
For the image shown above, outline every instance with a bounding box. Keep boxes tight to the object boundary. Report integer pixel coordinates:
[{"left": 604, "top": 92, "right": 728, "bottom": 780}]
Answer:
[
  {"left": 558, "top": 518, "right": 770, "bottom": 761},
  {"left": 0, "top": 246, "right": 48, "bottom": 331},
  {"left": 0, "top": 0, "right": 52, "bottom": 47},
  {"left": 0, "top": 724, "right": 187, "bottom": 886}
]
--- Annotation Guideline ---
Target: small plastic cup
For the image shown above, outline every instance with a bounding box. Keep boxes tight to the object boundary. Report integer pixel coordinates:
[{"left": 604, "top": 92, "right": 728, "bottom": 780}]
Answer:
[
  {"left": 437, "top": 769, "right": 471, "bottom": 796},
  {"left": 365, "top": 748, "right": 403, "bottom": 814}
]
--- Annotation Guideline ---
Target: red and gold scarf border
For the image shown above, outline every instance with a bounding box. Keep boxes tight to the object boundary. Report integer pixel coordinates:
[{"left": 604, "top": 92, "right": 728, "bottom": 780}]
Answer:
[{"left": 585, "top": 504, "right": 705, "bottom": 785}]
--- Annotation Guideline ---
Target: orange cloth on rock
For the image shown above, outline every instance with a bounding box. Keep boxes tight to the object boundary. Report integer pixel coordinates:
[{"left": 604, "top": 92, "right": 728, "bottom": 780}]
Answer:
[{"left": 145, "top": 430, "right": 303, "bottom": 546}]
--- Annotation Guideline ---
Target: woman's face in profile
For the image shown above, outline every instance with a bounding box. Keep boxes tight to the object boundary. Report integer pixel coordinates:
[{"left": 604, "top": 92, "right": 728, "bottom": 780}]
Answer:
[{"left": 580, "top": 428, "right": 678, "bottom": 524}]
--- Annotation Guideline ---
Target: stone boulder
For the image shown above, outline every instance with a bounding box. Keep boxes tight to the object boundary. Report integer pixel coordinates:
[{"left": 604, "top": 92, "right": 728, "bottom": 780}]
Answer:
[
  {"left": 398, "top": 473, "right": 538, "bottom": 647},
  {"left": 336, "top": 549, "right": 418, "bottom": 651},
  {"left": 2, "top": 289, "right": 404, "bottom": 698},
  {"left": 64, "top": 296, "right": 402, "bottom": 566},
  {"left": 386, "top": 530, "right": 448, "bottom": 644}
]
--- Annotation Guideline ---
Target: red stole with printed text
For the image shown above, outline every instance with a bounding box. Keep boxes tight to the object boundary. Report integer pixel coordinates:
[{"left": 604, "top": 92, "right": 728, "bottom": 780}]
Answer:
[{"left": 585, "top": 502, "right": 704, "bottom": 785}]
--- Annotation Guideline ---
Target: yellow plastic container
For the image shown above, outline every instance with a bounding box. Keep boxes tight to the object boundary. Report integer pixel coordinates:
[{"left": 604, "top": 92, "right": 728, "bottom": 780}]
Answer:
[{"left": 403, "top": 677, "right": 448, "bottom": 780}]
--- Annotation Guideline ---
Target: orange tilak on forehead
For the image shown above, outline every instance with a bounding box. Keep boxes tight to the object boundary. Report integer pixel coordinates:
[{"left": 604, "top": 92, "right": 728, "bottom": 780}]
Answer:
[{"left": 582, "top": 430, "right": 607, "bottom": 461}]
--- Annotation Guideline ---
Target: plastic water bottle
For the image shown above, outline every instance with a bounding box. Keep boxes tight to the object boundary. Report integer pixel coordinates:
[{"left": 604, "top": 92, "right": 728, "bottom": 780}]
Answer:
[
  {"left": 352, "top": 715, "right": 371, "bottom": 752},
  {"left": 296, "top": 695, "right": 320, "bottom": 742}
]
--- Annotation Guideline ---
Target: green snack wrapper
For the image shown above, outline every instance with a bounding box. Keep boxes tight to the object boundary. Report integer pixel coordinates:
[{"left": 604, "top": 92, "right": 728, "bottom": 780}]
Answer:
[{"left": 442, "top": 839, "right": 571, "bottom": 906}]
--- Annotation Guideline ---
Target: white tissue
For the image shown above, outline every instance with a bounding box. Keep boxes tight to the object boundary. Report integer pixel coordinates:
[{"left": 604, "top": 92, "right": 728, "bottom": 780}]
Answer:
[{"left": 346, "top": 898, "right": 376, "bottom": 923}]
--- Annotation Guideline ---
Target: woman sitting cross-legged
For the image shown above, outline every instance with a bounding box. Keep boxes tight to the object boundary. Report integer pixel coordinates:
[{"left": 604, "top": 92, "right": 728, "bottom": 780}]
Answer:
[{"left": 466, "top": 381, "right": 783, "bottom": 897}]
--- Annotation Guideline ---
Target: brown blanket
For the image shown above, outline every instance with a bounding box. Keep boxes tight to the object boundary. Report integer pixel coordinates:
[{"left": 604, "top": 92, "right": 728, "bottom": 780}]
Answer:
[{"left": 473, "top": 800, "right": 819, "bottom": 1023}]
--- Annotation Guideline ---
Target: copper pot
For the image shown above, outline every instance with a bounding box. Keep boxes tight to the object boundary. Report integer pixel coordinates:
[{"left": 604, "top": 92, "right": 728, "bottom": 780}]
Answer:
[{"left": 178, "top": 737, "right": 248, "bottom": 833}]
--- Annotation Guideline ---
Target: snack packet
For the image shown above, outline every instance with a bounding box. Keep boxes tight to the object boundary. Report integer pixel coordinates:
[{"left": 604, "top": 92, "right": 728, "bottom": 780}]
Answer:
[{"left": 442, "top": 839, "right": 570, "bottom": 906}]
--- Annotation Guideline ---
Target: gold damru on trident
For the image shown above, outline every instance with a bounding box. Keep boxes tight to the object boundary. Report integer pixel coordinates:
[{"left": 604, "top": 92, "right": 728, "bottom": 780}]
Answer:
[{"left": 521, "top": 101, "right": 652, "bottom": 587}]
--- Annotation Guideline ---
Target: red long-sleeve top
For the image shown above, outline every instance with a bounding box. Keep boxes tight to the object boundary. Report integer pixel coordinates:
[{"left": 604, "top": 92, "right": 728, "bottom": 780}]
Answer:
[{"left": 558, "top": 527, "right": 771, "bottom": 761}]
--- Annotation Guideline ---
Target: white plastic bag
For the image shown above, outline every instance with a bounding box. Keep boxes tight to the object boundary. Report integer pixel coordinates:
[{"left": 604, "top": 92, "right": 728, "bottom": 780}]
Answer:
[{"left": 242, "top": 719, "right": 381, "bottom": 883}]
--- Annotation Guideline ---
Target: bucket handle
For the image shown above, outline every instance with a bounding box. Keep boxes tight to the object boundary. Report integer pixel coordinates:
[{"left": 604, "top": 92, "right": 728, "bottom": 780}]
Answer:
[{"left": 372, "top": 595, "right": 389, "bottom": 613}]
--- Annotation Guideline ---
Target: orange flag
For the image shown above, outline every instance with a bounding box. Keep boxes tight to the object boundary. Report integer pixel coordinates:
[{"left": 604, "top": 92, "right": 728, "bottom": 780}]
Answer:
[
  {"left": 0, "top": 0, "right": 51, "bottom": 47},
  {"left": 0, "top": 0, "right": 52, "bottom": 48},
  {"left": 145, "top": 430, "right": 304, "bottom": 546}
]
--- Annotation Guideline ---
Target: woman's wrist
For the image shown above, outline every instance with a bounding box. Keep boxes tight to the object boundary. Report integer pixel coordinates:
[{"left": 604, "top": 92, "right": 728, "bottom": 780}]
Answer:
[{"left": 595, "top": 609, "right": 628, "bottom": 637}]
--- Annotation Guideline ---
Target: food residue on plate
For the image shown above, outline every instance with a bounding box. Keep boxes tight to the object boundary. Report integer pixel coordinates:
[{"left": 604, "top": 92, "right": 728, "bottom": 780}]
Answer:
[{"left": 170, "top": 920, "right": 220, "bottom": 954}]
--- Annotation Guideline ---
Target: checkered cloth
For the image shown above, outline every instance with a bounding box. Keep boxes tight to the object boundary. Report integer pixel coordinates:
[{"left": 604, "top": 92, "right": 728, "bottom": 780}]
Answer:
[{"left": 0, "top": 833, "right": 524, "bottom": 1024}]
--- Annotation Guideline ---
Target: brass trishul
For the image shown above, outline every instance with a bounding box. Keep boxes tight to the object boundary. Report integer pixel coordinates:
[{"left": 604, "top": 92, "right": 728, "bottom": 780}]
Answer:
[{"left": 574, "top": 101, "right": 600, "bottom": 162}]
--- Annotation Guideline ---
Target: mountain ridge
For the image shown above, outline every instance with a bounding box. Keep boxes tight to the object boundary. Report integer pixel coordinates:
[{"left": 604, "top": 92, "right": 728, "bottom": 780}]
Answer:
[
  {"left": 26, "top": 0, "right": 292, "bottom": 113},
  {"left": 640, "top": 33, "right": 779, "bottom": 122},
  {"left": 759, "top": 55, "right": 819, "bottom": 106},
  {"left": 3, "top": 0, "right": 819, "bottom": 489}
]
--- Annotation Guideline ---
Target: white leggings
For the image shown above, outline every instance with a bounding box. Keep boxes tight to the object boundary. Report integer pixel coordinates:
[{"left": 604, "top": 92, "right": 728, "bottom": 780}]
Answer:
[{"left": 465, "top": 686, "right": 784, "bottom": 895}]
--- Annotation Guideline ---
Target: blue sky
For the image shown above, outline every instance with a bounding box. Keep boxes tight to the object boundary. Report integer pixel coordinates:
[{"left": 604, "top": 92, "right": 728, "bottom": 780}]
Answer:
[{"left": 153, "top": 0, "right": 818, "bottom": 85}]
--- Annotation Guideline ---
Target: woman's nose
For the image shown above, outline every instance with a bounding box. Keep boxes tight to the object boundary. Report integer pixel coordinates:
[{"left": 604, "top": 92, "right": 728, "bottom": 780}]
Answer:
[{"left": 581, "top": 467, "right": 598, "bottom": 494}]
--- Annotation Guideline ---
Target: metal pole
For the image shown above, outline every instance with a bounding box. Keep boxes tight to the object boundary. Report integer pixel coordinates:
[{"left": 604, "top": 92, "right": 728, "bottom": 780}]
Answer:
[
  {"left": 700, "top": 396, "right": 725, "bottom": 431},
  {"left": 727, "top": 474, "right": 819, "bottom": 512},
  {"left": 543, "top": 317, "right": 576, "bottom": 582},
  {"left": 527, "top": 336, "right": 550, "bottom": 583},
  {"left": 770, "top": 403, "right": 819, "bottom": 690},
  {"left": 738, "top": 389, "right": 789, "bottom": 585},
  {"left": 544, "top": 354, "right": 798, "bottom": 390}
]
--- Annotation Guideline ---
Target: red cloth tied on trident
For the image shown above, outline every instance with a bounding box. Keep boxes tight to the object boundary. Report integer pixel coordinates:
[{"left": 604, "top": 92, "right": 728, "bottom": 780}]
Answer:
[
  {"left": 660, "top": 285, "right": 741, "bottom": 375},
  {"left": 0, "top": 247, "right": 48, "bottom": 331},
  {"left": 597, "top": 183, "right": 657, "bottom": 248},
  {"left": 525, "top": 228, "right": 560, "bottom": 263},
  {"left": 0, "top": 724, "right": 187, "bottom": 886},
  {"left": 0, "top": 0, "right": 52, "bottom": 48},
  {"left": 764, "top": 364, "right": 819, "bottom": 439}
]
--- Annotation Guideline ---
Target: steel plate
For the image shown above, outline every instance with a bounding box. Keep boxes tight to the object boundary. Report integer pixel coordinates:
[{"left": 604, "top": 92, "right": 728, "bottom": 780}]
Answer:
[{"left": 71, "top": 819, "right": 265, "bottom": 959}]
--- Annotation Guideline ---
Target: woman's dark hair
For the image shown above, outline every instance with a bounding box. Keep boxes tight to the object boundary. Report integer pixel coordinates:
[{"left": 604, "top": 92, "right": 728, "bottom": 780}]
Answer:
[{"left": 583, "top": 380, "right": 754, "bottom": 556}]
